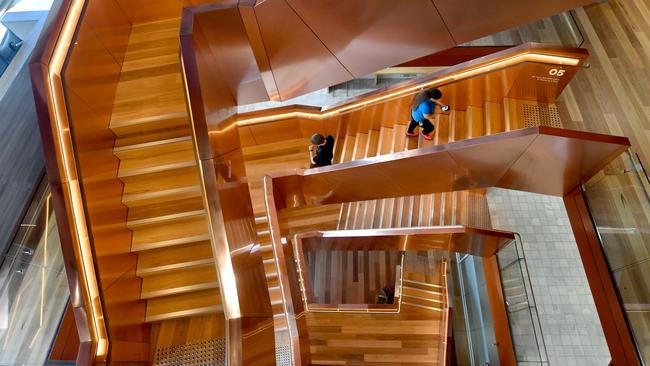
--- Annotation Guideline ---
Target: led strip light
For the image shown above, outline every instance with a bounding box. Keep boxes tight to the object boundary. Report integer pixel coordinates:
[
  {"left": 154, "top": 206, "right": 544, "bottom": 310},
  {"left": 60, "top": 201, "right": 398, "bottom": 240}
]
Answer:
[
  {"left": 237, "top": 52, "right": 582, "bottom": 127},
  {"left": 46, "top": 0, "right": 108, "bottom": 360}
]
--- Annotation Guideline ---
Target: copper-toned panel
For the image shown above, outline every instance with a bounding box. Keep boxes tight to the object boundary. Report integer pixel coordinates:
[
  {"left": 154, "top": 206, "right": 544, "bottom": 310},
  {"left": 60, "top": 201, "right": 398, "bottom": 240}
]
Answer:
[
  {"left": 497, "top": 127, "right": 630, "bottom": 196},
  {"left": 238, "top": 4, "right": 280, "bottom": 101},
  {"left": 195, "top": 8, "right": 268, "bottom": 105},
  {"left": 483, "top": 256, "right": 516, "bottom": 365},
  {"left": 64, "top": 21, "right": 122, "bottom": 117},
  {"left": 432, "top": 0, "right": 594, "bottom": 44},
  {"left": 446, "top": 131, "right": 538, "bottom": 187},
  {"left": 271, "top": 127, "right": 629, "bottom": 206},
  {"left": 83, "top": 0, "right": 131, "bottom": 65},
  {"left": 506, "top": 62, "right": 582, "bottom": 102},
  {"left": 293, "top": 146, "right": 462, "bottom": 204},
  {"left": 116, "top": 0, "right": 236, "bottom": 23},
  {"left": 253, "top": 0, "right": 353, "bottom": 100},
  {"left": 285, "top": 0, "right": 455, "bottom": 77}
]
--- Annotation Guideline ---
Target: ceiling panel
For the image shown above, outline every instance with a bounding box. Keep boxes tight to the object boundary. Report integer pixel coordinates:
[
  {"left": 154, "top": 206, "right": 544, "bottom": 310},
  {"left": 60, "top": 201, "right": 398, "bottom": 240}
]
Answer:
[
  {"left": 432, "top": 0, "right": 593, "bottom": 44},
  {"left": 196, "top": 9, "right": 268, "bottom": 105},
  {"left": 253, "top": 0, "right": 354, "bottom": 100},
  {"left": 286, "top": 0, "right": 455, "bottom": 77}
]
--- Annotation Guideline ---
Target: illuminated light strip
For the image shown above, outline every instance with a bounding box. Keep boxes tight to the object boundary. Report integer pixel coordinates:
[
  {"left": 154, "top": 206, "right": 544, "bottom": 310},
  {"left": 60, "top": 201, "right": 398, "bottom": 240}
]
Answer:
[
  {"left": 236, "top": 52, "right": 582, "bottom": 127},
  {"left": 46, "top": 0, "right": 108, "bottom": 360}
]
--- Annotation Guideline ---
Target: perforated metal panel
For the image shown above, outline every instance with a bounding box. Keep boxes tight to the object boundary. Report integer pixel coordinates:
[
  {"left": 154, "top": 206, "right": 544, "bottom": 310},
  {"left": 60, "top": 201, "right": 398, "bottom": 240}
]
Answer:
[
  {"left": 276, "top": 345, "right": 293, "bottom": 366},
  {"left": 521, "top": 102, "right": 562, "bottom": 128},
  {"left": 154, "top": 338, "right": 226, "bottom": 366}
]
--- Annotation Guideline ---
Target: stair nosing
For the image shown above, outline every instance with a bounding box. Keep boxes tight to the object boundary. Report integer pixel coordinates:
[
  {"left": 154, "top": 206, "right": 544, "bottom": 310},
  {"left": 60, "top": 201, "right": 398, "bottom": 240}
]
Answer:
[
  {"left": 401, "top": 293, "right": 445, "bottom": 304},
  {"left": 402, "top": 286, "right": 444, "bottom": 297},
  {"left": 145, "top": 304, "right": 223, "bottom": 323},
  {"left": 110, "top": 111, "right": 187, "bottom": 129},
  {"left": 118, "top": 160, "right": 197, "bottom": 178},
  {"left": 114, "top": 135, "right": 192, "bottom": 153},
  {"left": 401, "top": 301, "right": 444, "bottom": 312},
  {"left": 136, "top": 258, "right": 213, "bottom": 276},
  {"left": 132, "top": 234, "right": 211, "bottom": 252},
  {"left": 402, "top": 278, "right": 444, "bottom": 289},
  {"left": 123, "top": 185, "right": 201, "bottom": 204},
  {"left": 128, "top": 209, "right": 205, "bottom": 227},
  {"left": 141, "top": 281, "right": 219, "bottom": 300}
]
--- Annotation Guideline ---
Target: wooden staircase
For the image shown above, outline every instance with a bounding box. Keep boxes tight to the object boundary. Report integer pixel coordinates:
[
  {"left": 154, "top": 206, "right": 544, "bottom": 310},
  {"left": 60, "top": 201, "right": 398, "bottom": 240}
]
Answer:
[
  {"left": 110, "top": 19, "right": 221, "bottom": 324},
  {"left": 255, "top": 216, "right": 289, "bottom": 335},
  {"left": 306, "top": 251, "right": 447, "bottom": 365},
  {"left": 335, "top": 102, "right": 507, "bottom": 230},
  {"left": 401, "top": 252, "right": 446, "bottom": 315}
]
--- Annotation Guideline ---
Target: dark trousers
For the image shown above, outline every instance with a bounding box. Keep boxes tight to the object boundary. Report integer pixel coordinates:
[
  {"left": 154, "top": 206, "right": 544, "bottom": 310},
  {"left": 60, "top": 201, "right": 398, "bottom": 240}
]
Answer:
[{"left": 407, "top": 117, "right": 434, "bottom": 135}]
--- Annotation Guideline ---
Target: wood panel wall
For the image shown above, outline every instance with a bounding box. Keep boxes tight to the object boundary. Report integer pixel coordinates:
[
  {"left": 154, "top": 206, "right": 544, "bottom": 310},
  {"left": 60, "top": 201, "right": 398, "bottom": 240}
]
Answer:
[{"left": 61, "top": 0, "right": 150, "bottom": 361}]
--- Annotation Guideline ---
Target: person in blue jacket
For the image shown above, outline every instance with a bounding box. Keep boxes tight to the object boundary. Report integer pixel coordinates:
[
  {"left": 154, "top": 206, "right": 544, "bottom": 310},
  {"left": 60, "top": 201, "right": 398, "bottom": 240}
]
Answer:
[{"left": 406, "top": 88, "right": 448, "bottom": 140}]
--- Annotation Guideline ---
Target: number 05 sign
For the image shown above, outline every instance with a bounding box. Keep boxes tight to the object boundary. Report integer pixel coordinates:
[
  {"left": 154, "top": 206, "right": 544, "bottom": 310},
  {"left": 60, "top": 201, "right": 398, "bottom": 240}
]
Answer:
[{"left": 549, "top": 68, "right": 565, "bottom": 76}]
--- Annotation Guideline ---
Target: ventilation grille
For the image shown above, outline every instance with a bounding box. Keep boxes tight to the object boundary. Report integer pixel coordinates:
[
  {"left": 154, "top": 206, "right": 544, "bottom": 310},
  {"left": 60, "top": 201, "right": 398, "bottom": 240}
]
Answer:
[
  {"left": 154, "top": 339, "right": 226, "bottom": 366},
  {"left": 521, "top": 103, "right": 562, "bottom": 128},
  {"left": 466, "top": 191, "right": 492, "bottom": 229},
  {"left": 276, "top": 345, "right": 293, "bottom": 366}
]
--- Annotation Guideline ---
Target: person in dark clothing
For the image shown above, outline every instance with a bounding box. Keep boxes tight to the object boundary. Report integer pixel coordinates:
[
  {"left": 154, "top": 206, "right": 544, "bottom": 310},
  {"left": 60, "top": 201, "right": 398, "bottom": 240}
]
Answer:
[
  {"left": 406, "top": 88, "right": 448, "bottom": 140},
  {"left": 309, "top": 133, "right": 335, "bottom": 168}
]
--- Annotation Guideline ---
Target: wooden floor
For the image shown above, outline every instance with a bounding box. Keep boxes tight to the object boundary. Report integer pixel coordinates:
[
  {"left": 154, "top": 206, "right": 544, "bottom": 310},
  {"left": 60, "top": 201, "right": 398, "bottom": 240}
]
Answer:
[
  {"left": 526, "top": 1, "right": 650, "bottom": 171},
  {"left": 306, "top": 251, "right": 446, "bottom": 365},
  {"left": 307, "top": 250, "right": 401, "bottom": 304}
]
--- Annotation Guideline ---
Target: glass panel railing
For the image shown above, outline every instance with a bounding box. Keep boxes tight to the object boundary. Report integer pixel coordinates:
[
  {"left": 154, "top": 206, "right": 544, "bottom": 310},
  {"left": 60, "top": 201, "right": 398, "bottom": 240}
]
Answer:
[
  {"left": 497, "top": 236, "right": 549, "bottom": 365},
  {"left": 463, "top": 11, "right": 584, "bottom": 48},
  {"left": 454, "top": 253, "right": 500, "bottom": 366},
  {"left": 583, "top": 150, "right": 650, "bottom": 364},
  {"left": 0, "top": 178, "right": 70, "bottom": 365},
  {"left": 452, "top": 238, "right": 548, "bottom": 366}
]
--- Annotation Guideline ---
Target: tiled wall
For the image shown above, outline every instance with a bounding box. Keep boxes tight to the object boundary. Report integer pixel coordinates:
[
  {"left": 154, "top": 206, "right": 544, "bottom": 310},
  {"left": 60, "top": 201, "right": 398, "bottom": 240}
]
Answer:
[{"left": 486, "top": 188, "right": 610, "bottom": 366}]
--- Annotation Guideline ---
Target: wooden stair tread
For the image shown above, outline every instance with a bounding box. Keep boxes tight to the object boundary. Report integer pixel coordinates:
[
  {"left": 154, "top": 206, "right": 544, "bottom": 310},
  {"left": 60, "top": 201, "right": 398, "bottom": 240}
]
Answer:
[
  {"left": 114, "top": 125, "right": 191, "bottom": 148},
  {"left": 115, "top": 136, "right": 195, "bottom": 177},
  {"left": 145, "top": 288, "right": 222, "bottom": 323},
  {"left": 118, "top": 146, "right": 196, "bottom": 178},
  {"left": 127, "top": 196, "right": 205, "bottom": 226},
  {"left": 365, "top": 129, "right": 380, "bottom": 157},
  {"left": 131, "top": 215, "right": 209, "bottom": 251},
  {"left": 353, "top": 133, "right": 369, "bottom": 160},
  {"left": 136, "top": 240, "right": 213, "bottom": 276},
  {"left": 111, "top": 73, "right": 187, "bottom": 125},
  {"left": 141, "top": 265, "right": 218, "bottom": 299},
  {"left": 341, "top": 135, "right": 356, "bottom": 162},
  {"left": 110, "top": 111, "right": 189, "bottom": 137},
  {"left": 121, "top": 166, "right": 201, "bottom": 205},
  {"left": 114, "top": 135, "right": 192, "bottom": 156},
  {"left": 242, "top": 138, "right": 308, "bottom": 160}
]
